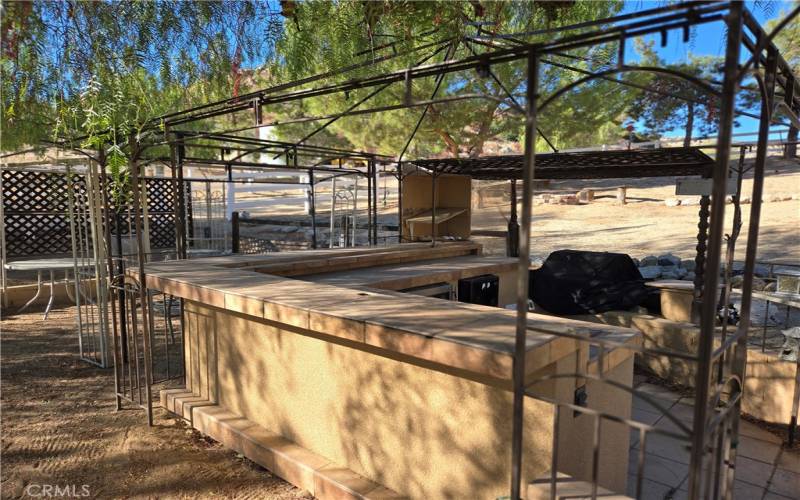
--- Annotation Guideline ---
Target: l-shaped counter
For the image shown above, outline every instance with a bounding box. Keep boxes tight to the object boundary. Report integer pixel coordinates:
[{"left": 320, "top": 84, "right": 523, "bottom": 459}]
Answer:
[{"left": 138, "top": 242, "right": 640, "bottom": 499}]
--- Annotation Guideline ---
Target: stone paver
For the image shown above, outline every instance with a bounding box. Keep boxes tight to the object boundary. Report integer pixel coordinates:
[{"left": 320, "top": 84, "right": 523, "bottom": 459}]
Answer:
[
  {"left": 767, "top": 465, "right": 800, "bottom": 498},
  {"left": 627, "top": 379, "right": 800, "bottom": 500},
  {"left": 738, "top": 435, "right": 782, "bottom": 464},
  {"left": 776, "top": 448, "right": 800, "bottom": 473},
  {"left": 732, "top": 480, "right": 767, "bottom": 499},
  {"left": 763, "top": 492, "right": 795, "bottom": 500},
  {"left": 736, "top": 456, "right": 774, "bottom": 487}
]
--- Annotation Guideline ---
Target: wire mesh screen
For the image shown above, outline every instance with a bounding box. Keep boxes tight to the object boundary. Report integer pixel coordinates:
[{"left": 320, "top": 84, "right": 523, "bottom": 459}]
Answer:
[{"left": 186, "top": 180, "right": 229, "bottom": 255}]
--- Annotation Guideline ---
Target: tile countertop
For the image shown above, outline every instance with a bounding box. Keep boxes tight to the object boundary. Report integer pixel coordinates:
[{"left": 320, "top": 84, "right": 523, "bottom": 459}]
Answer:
[{"left": 137, "top": 242, "right": 640, "bottom": 383}]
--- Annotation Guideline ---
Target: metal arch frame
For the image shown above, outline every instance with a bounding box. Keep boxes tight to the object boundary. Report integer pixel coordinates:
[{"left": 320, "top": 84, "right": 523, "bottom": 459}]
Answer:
[{"left": 537, "top": 65, "right": 721, "bottom": 113}]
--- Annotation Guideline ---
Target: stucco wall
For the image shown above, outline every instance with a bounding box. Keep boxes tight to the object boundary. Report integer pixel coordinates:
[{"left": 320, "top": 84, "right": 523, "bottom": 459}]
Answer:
[{"left": 183, "top": 300, "right": 632, "bottom": 498}]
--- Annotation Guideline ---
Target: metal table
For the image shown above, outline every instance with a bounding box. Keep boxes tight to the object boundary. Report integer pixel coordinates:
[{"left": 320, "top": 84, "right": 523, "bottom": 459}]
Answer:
[{"left": 4, "top": 258, "right": 96, "bottom": 319}]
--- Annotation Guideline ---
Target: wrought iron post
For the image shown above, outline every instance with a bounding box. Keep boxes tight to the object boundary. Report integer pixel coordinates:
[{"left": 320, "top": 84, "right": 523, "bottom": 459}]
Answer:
[
  {"left": 128, "top": 133, "right": 155, "bottom": 427},
  {"left": 175, "top": 135, "right": 187, "bottom": 260},
  {"left": 231, "top": 211, "right": 240, "bottom": 253},
  {"left": 692, "top": 195, "right": 710, "bottom": 322},
  {"left": 687, "top": 3, "right": 742, "bottom": 497},
  {"left": 366, "top": 161, "right": 373, "bottom": 246},
  {"left": 726, "top": 45, "right": 779, "bottom": 496},
  {"left": 510, "top": 51, "right": 538, "bottom": 500},
  {"left": 397, "top": 163, "right": 403, "bottom": 244},
  {"left": 309, "top": 169, "right": 317, "bottom": 249},
  {"left": 507, "top": 179, "right": 519, "bottom": 257},
  {"left": 330, "top": 174, "right": 337, "bottom": 249},
  {"left": 372, "top": 160, "right": 379, "bottom": 245},
  {"left": 430, "top": 171, "right": 437, "bottom": 248}
]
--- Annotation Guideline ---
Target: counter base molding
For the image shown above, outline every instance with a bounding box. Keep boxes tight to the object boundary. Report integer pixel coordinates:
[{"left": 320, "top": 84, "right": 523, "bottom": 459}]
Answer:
[{"left": 161, "top": 389, "right": 405, "bottom": 499}]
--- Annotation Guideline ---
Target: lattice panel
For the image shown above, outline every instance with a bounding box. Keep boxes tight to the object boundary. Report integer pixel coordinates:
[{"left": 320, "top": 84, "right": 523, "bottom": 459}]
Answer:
[
  {"left": 145, "top": 178, "right": 175, "bottom": 214},
  {"left": 3, "top": 171, "right": 185, "bottom": 257},
  {"left": 5, "top": 213, "right": 73, "bottom": 255},
  {"left": 2, "top": 169, "right": 87, "bottom": 213},
  {"left": 148, "top": 213, "right": 176, "bottom": 249}
]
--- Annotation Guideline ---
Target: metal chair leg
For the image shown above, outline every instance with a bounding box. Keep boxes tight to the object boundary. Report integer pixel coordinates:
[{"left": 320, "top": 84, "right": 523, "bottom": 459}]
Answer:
[
  {"left": 44, "top": 270, "right": 56, "bottom": 320},
  {"left": 64, "top": 269, "right": 77, "bottom": 304},
  {"left": 18, "top": 270, "right": 43, "bottom": 314}
]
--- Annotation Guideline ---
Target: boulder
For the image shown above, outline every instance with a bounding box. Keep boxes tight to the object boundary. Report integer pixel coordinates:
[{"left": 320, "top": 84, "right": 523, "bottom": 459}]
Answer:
[
  {"left": 780, "top": 327, "right": 800, "bottom": 362},
  {"left": 557, "top": 194, "right": 580, "bottom": 205},
  {"left": 661, "top": 270, "right": 679, "bottom": 280},
  {"left": 765, "top": 281, "right": 777, "bottom": 292},
  {"left": 681, "top": 198, "right": 700, "bottom": 206},
  {"left": 658, "top": 253, "right": 682, "bottom": 267},
  {"left": 681, "top": 259, "right": 696, "bottom": 271},
  {"left": 640, "top": 255, "right": 658, "bottom": 267},
  {"left": 638, "top": 266, "right": 661, "bottom": 280},
  {"left": 664, "top": 198, "right": 681, "bottom": 207},
  {"left": 683, "top": 272, "right": 696, "bottom": 281},
  {"left": 731, "top": 261, "right": 770, "bottom": 277},
  {"left": 767, "top": 194, "right": 784, "bottom": 202},
  {"left": 729, "top": 275, "right": 744, "bottom": 289}
]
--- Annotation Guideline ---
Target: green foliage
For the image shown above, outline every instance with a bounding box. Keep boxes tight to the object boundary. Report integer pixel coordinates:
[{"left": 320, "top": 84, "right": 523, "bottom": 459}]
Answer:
[
  {"left": 626, "top": 40, "right": 723, "bottom": 145},
  {"left": 266, "top": 0, "right": 628, "bottom": 157},
  {"left": 1, "top": 0, "right": 281, "bottom": 153},
  {"left": 768, "top": 2, "right": 800, "bottom": 74}
]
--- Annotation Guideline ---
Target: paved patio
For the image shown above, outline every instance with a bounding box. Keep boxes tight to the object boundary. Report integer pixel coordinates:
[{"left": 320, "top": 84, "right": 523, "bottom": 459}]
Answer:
[{"left": 627, "top": 377, "right": 799, "bottom": 499}]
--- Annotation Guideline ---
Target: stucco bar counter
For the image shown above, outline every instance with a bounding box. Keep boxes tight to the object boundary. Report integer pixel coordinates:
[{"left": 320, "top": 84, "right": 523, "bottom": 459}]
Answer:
[{"left": 140, "top": 242, "right": 640, "bottom": 499}]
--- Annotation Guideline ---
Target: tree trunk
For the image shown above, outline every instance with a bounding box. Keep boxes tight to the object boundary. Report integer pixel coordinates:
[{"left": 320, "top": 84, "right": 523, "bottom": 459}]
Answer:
[
  {"left": 435, "top": 129, "right": 460, "bottom": 158},
  {"left": 684, "top": 101, "right": 695, "bottom": 148},
  {"left": 469, "top": 104, "right": 499, "bottom": 158},
  {"left": 429, "top": 104, "right": 460, "bottom": 157},
  {"left": 786, "top": 126, "right": 798, "bottom": 158}
]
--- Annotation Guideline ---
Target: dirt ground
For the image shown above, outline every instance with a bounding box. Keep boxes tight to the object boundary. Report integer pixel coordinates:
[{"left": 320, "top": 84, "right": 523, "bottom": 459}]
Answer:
[
  {"left": 470, "top": 156, "right": 800, "bottom": 261},
  {"left": 247, "top": 155, "right": 800, "bottom": 261},
  {"left": 0, "top": 306, "right": 310, "bottom": 500}
]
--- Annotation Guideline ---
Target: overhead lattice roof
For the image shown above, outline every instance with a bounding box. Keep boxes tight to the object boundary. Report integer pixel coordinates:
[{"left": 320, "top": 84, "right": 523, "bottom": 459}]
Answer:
[{"left": 407, "top": 147, "right": 714, "bottom": 180}]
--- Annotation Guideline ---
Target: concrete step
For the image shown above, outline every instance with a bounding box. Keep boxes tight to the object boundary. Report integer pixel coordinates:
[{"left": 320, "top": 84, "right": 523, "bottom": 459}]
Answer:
[
  {"left": 161, "top": 389, "right": 406, "bottom": 500},
  {"left": 528, "top": 472, "right": 632, "bottom": 500}
]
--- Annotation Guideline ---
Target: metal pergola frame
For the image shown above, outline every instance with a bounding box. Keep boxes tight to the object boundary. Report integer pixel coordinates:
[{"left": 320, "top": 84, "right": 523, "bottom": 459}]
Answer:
[{"left": 12, "top": 2, "right": 798, "bottom": 499}]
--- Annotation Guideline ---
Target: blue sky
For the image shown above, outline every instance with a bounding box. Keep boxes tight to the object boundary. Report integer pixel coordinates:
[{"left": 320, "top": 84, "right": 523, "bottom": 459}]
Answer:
[{"left": 620, "top": 0, "right": 796, "bottom": 140}]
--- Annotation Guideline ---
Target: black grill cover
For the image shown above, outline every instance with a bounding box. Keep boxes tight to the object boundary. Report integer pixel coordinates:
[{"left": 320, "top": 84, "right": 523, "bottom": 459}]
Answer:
[{"left": 530, "top": 250, "right": 654, "bottom": 315}]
